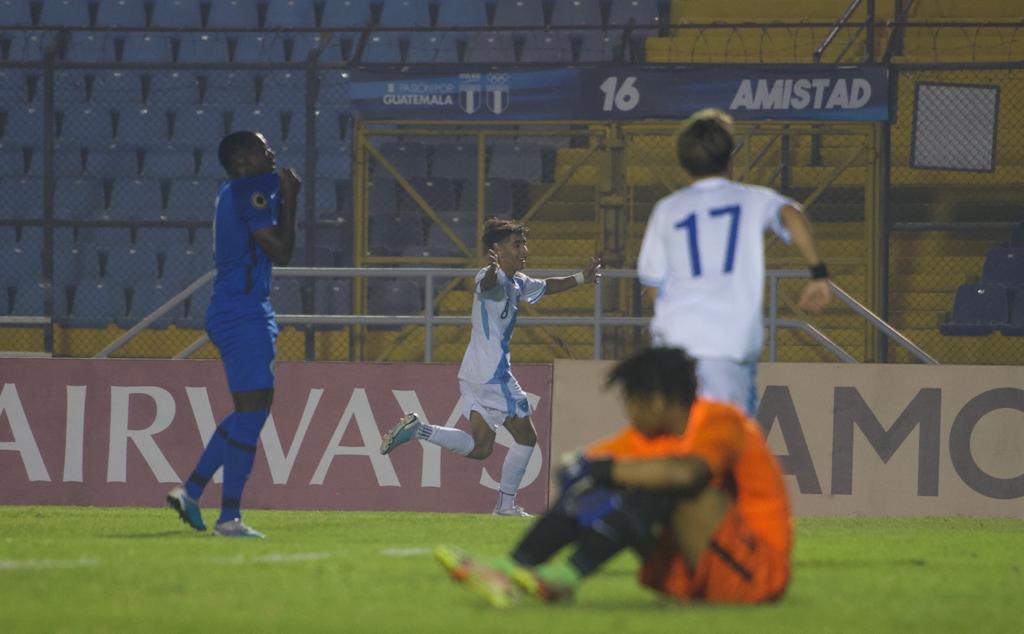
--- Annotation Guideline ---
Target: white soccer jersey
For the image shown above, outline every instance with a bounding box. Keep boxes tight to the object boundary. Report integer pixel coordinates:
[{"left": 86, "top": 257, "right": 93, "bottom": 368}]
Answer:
[
  {"left": 458, "top": 267, "right": 547, "bottom": 384},
  {"left": 637, "top": 177, "right": 794, "bottom": 362}
]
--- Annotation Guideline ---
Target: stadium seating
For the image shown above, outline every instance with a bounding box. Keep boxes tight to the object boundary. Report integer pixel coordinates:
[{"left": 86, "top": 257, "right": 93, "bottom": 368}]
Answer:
[
  {"left": 140, "top": 150, "right": 195, "bottom": 179},
  {"left": 436, "top": 0, "right": 488, "bottom": 27},
  {"left": 489, "top": 143, "right": 544, "bottom": 182},
  {"left": 60, "top": 108, "right": 114, "bottom": 144},
  {"left": 369, "top": 212, "right": 426, "bottom": 255},
  {"left": 265, "top": 0, "right": 316, "bottom": 28},
  {"left": 63, "top": 32, "right": 118, "bottom": 62},
  {"left": 104, "top": 243, "right": 160, "bottom": 284},
  {"left": 166, "top": 179, "right": 219, "bottom": 221},
  {"left": 123, "top": 280, "right": 180, "bottom": 328},
  {"left": 95, "top": 0, "right": 146, "bottom": 27},
  {"left": 10, "top": 280, "right": 45, "bottom": 315},
  {"left": 379, "top": 142, "right": 429, "bottom": 179},
  {"left": 407, "top": 32, "right": 460, "bottom": 64},
  {"left": 0, "top": 150, "right": 24, "bottom": 176},
  {"left": 3, "top": 31, "right": 53, "bottom": 61},
  {"left": 940, "top": 283, "right": 1008, "bottom": 336},
  {"left": 1002, "top": 289, "right": 1024, "bottom": 336},
  {"left": 86, "top": 148, "right": 139, "bottom": 178},
  {"left": 106, "top": 178, "right": 162, "bottom": 220},
  {"left": 116, "top": 108, "right": 170, "bottom": 146},
  {"left": 54, "top": 177, "right": 104, "bottom": 220},
  {"left": 151, "top": 0, "right": 203, "bottom": 28},
  {"left": 380, "top": 0, "right": 431, "bottom": 28},
  {"left": 981, "top": 248, "right": 1024, "bottom": 286},
  {"left": 39, "top": 0, "right": 90, "bottom": 27},
  {"left": 179, "top": 33, "right": 232, "bottom": 64},
  {"left": 321, "top": 0, "right": 372, "bottom": 28},
  {"left": 92, "top": 72, "right": 144, "bottom": 106},
  {"left": 204, "top": 72, "right": 257, "bottom": 106},
  {"left": 314, "top": 278, "right": 353, "bottom": 315},
  {"left": 0, "top": 238, "right": 42, "bottom": 283},
  {"left": 431, "top": 143, "right": 477, "bottom": 179},
  {"left": 0, "top": 0, "right": 32, "bottom": 26},
  {"left": 362, "top": 33, "right": 403, "bottom": 64},
  {"left": 271, "top": 277, "right": 305, "bottom": 314},
  {"left": 234, "top": 34, "right": 287, "bottom": 63},
  {"left": 122, "top": 34, "right": 175, "bottom": 63},
  {"left": 520, "top": 32, "right": 573, "bottom": 64},
  {"left": 147, "top": 71, "right": 201, "bottom": 107},
  {"left": 551, "top": 0, "right": 602, "bottom": 27},
  {"left": 171, "top": 108, "right": 226, "bottom": 145},
  {"left": 207, "top": 0, "right": 259, "bottom": 28},
  {"left": 425, "top": 211, "right": 476, "bottom": 256},
  {"left": 66, "top": 278, "right": 126, "bottom": 328},
  {"left": 368, "top": 279, "right": 424, "bottom": 316},
  {"left": 493, "top": 0, "right": 545, "bottom": 27},
  {"left": 53, "top": 70, "right": 88, "bottom": 105},
  {"left": 464, "top": 32, "right": 517, "bottom": 64}
]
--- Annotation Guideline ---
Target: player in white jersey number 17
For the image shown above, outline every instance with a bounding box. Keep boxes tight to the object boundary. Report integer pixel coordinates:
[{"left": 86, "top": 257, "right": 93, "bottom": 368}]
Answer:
[
  {"left": 381, "top": 218, "right": 602, "bottom": 516},
  {"left": 637, "top": 108, "right": 831, "bottom": 417}
]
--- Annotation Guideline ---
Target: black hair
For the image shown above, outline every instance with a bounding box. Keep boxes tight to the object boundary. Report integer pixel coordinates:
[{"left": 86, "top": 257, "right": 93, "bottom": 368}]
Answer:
[
  {"left": 606, "top": 347, "right": 698, "bottom": 407},
  {"left": 481, "top": 217, "right": 527, "bottom": 249},
  {"left": 218, "top": 130, "right": 264, "bottom": 173},
  {"left": 675, "top": 109, "right": 735, "bottom": 177}
]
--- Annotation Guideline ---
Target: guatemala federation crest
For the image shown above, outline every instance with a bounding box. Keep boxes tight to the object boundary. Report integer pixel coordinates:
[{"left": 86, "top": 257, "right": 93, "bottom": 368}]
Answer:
[
  {"left": 485, "top": 73, "right": 510, "bottom": 114},
  {"left": 458, "top": 82, "right": 482, "bottom": 114}
]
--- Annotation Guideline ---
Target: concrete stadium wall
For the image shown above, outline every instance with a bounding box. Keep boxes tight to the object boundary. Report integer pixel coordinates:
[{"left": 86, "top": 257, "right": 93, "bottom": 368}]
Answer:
[
  {"left": 553, "top": 360, "right": 1024, "bottom": 518},
  {"left": 0, "top": 358, "right": 553, "bottom": 514}
]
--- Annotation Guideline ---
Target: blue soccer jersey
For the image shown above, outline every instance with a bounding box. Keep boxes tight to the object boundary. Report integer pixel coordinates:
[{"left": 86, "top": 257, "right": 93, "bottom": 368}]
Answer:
[{"left": 208, "top": 172, "right": 281, "bottom": 321}]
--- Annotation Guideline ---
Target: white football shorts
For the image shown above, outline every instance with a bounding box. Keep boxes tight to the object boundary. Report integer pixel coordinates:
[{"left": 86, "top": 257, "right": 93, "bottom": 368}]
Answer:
[
  {"left": 695, "top": 357, "right": 759, "bottom": 418},
  {"left": 459, "top": 376, "right": 534, "bottom": 430}
]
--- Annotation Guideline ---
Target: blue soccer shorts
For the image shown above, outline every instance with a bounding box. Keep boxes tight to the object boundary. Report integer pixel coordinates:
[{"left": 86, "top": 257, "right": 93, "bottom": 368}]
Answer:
[{"left": 208, "top": 317, "right": 279, "bottom": 394}]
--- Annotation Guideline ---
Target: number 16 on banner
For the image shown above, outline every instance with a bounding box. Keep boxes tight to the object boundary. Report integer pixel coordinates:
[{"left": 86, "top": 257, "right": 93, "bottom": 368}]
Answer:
[{"left": 599, "top": 76, "right": 640, "bottom": 112}]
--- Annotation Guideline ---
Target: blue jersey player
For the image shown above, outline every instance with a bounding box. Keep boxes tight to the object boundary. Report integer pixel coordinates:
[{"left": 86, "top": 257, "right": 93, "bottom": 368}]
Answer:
[{"left": 167, "top": 131, "right": 300, "bottom": 538}]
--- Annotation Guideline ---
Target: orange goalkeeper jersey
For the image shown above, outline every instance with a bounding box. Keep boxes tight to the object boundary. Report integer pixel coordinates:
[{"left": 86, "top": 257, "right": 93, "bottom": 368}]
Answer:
[{"left": 585, "top": 398, "right": 792, "bottom": 556}]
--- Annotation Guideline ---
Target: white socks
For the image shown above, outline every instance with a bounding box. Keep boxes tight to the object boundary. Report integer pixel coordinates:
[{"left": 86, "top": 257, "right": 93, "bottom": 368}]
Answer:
[
  {"left": 497, "top": 443, "right": 534, "bottom": 510},
  {"left": 418, "top": 424, "right": 475, "bottom": 457}
]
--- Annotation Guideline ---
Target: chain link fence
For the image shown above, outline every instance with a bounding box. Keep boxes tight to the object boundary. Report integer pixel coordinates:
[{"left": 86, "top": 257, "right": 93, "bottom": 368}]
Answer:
[{"left": 887, "top": 65, "right": 1024, "bottom": 364}]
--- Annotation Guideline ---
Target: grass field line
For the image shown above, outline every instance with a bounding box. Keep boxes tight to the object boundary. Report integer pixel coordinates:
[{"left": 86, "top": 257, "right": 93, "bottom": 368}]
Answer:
[
  {"left": 380, "top": 547, "right": 433, "bottom": 557},
  {"left": 0, "top": 556, "right": 100, "bottom": 570},
  {"left": 210, "top": 551, "right": 334, "bottom": 565}
]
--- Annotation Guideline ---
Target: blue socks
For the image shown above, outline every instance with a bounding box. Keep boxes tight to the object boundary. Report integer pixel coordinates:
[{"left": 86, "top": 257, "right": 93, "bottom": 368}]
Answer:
[
  {"left": 185, "top": 413, "right": 235, "bottom": 500},
  {"left": 219, "top": 409, "right": 269, "bottom": 524}
]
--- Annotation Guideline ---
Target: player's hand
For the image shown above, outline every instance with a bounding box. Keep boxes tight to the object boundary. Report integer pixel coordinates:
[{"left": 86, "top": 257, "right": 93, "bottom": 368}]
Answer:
[
  {"left": 487, "top": 246, "right": 501, "bottom": 272},
  {"left": 582, "top": 255, "right": 602, "bottom": 284},
  {"left": 279, "top": 168, "right": 301, "bottom": 199},
  {"left": 798, "top": 279, "right": 832, "bottom": 313}
]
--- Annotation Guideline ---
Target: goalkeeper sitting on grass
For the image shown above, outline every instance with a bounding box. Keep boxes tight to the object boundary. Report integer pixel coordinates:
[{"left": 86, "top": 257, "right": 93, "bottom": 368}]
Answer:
[{"left": 436, "top": 346, "right": 792, "bottom": 606}]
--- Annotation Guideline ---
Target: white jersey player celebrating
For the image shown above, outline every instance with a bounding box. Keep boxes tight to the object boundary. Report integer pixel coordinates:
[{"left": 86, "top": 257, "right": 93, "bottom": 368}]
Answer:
[
  {"left": 380, "top": 217, "right": 602, "bottom": 516},
  {"left": 637, "top": 108, "right": 831, "bottom": 417}
]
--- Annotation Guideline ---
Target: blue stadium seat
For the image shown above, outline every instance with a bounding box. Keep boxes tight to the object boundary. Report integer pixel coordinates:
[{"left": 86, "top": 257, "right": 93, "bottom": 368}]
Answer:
[
  {"left": 1010, "top": 223, "right": 1024, "bottom": 247},
  {"left": 40, "top": 0, "right": 91, "bottom": 26},
  {"left": 0, "top": 177, "right": 42, "bottom": 218},
  {"left": 178, "top": 33, "right": 231, "bottom": 63},
  {"left": 362, "top": 33, "right": 403, "bottom": 64},
  {"left": 10, "top": 280, "right": 45, "bottom": 315},
  {"left": 123, "top": 280, "right": 180, "bottom": 328},
  {"left": 940, "top": 283, "right": 1009, "bottom": 336},
  {"left": 0, "top": 0, "right": 32, "bottom": 26},
  {"left": 430, "top": 143, "right": 477, "bottom": 179},
  {"left": 85, "top": 148, "right": 139, "bottom": 178},
  {"left": 271, "top": 277, "right": 305, "bottom": 314},
  {"left": 231, "top": 108, "right": 283, "bottom": 142},
  {"left": 192, "top": 226, "right": 213, "bottom": 248},
  {"left": 493, "top": 0, "right": 544, "bottom": 26},
  {"left": 116, "top": 108, "right": 170, "bottom": 146},
  {"left": 54, "top": 177, "right": 104, "bottom": 220},
  {"left": 234, "top": 34, "right": 287, "bottom": 63},
  {"left": 489, "top": 143, "right": 543, "bottom": 181},
  {"left": 407, "top": 32, "right": 460, "bottom": 64},
  {"left": 1002, "top": 288, "right": 1024, "bottom": 336},
  {"left": 141, "top": 149, "right": 195, "bottom": 178},
  {"left": 551, "top": 0, "right": 601, "bottom": 26},
  {"left": 0, "top": 69, "right": 30, "bottom": 103},
  {"left": 310, "top": 110, "right": 347, "bottom": 144},
  {"left": 105, "top": 243, "right": 160, "bottom": 285},
  {"left": 369, "top": 212, "right": 426, "bottom": 256},
  {"left": 203, "top": 72, "right": 258, "bottom": 106},
  {"left": 166, "top": 178, "right": 219, "bottom": 221},
  {"left": 135, "top": 226, "right": 190, "bottom": 259},
  {"left": 63, "top": 32, "right": 118, "bottom": 62},
  {"left": 521, "top": 32, "right": 573, "bottom": 63},
  {"left": 437, "top": 0, "right": 488, "bottom": 27},
  {"left": 171, "top": 108, "right": 226, "bottom": 145},
  {"left": 317, "top": 71, "right": 352, "bottom": 107},
  {"left": 0, "top": 240, "right": 41, "bottom": 283},
  {"left": 95, "top": 0, "right": 147, "bottom": 27},
  {"left": 315, "top": 223, "right": 352, "bottom": 264},
  {"left": 379, "top": 0, "right": 431, "bottom": 28},
  {"left": 3, "top": 31, "right": 53, "bottom": 61},
  {"left": 54, "top": 70, "right": 88, "bottom": 105},
  {"left": 396, "top": 177, "right": 451, "bottom": 216},
  {"left": 274, "top": 144, "right": 304, "bottom": 171},
  {"left": 316, "top": 150, "right": 351, "bottom": 179},
  {"left": 578, "top": 31, "right": 619, "bottom": 62},
  {"left": 92, "top": 71, "right": 144, "bottom": 105},
  {"left": 321, "top": 0, "right": 371, "bottom": 27},
  {"left": 379, "top": 142, "right": 429, "bottom": 179},
  {"left": 122, "top": 34, "right": 175, "bottom": 63},
  {"left": 107, "top": 179, "right": 162, "bottom": 221},
  {"left": 259, "top": 72, "right": 305, "bottom": 107},
  {"left": 30, "top": 147, "right": 84, "bottom": 177},
  {"left": 207, "top": 0, "right": 259, "bottom": 28},
  {"left": 60, "top": 108, "right": 114, "bottom": 144},
  {"left": 176, "top": 281, "right": 211, "bottom": 329},
  {"left": 982, "top": 248, "right": 1024, "bottom": 286},
  {"left": 314, "top": 278, "right": 352, "bottom": 315},
  {"left": 609, "top": 0, "right": 660, "bottom": 26},
  {"left": 265, "top": 0, "right": 316, "bottom": 27},
  {"left": 147, "top": 71, "right": 201, "bottom": 107},
  {"left": 313, "top": 178, "right": 339, "bottom": 219},
  {"left": 152, "top": 0, "right": 202, "bottom": 27},
  {"left": 458, "top": 178, "right": 513, "bottom": 216},
  {"left": 196, "top": 149, "right": 226, "bottom": 178},
  {"left": 0, "top": 149, "right": 24, "bottom": 176},
  {"left": 67, "top": 278, "right": 126, "bottom": 327},
  {"left": 368, "top": 177, "right": 397, "bottom": 216},
  {"left": 290, "top": 34, "right": 330, "bottom": 62},
  {"left": 368, "top": 278, "right": 423, "bottom": 316},
  {"left": 425, "top": 211, "right": 476, "bottom": 256},
  {"left": 464, "top": 32, "right": 516, "bottom": 64}
]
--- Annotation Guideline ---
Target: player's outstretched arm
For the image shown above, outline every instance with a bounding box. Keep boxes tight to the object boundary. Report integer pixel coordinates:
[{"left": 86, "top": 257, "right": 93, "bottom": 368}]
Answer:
[
  {"left": 544, "top": 256, "right": 602, "bottom": 295},
  {"left": 779, "top": 204, "right": 832, "bottom": 313},
  {"left": 252, "top": 168, "right": 301, "bottom": 266}
]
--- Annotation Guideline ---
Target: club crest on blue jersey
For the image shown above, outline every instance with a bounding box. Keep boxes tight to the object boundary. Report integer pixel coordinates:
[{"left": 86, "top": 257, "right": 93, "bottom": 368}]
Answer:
[{"left": 251, "top": 191, "right": 268, "bottom": 209}]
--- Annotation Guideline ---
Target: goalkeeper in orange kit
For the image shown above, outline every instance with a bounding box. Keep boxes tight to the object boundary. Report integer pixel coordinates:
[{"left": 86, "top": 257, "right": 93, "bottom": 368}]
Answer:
[{"left": 435, "top": 346, "right": 792, "bottom": 606}]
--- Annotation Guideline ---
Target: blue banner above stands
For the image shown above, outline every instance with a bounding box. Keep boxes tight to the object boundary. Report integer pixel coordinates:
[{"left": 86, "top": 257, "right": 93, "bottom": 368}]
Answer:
[{"left": 349, "top": 66, "right": 889, "bottom": 122}]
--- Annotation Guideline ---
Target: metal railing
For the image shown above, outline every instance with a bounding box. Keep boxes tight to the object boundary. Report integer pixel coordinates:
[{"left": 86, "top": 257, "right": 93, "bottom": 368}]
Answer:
[{"left": 94, "top": 267, "right": 936, "bottom": 364}]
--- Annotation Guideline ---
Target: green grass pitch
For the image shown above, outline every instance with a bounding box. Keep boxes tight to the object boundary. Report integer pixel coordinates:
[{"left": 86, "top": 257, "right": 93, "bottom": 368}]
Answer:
[{"left": 0, "top": 506, "right": 1021, "bottom": 633}]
